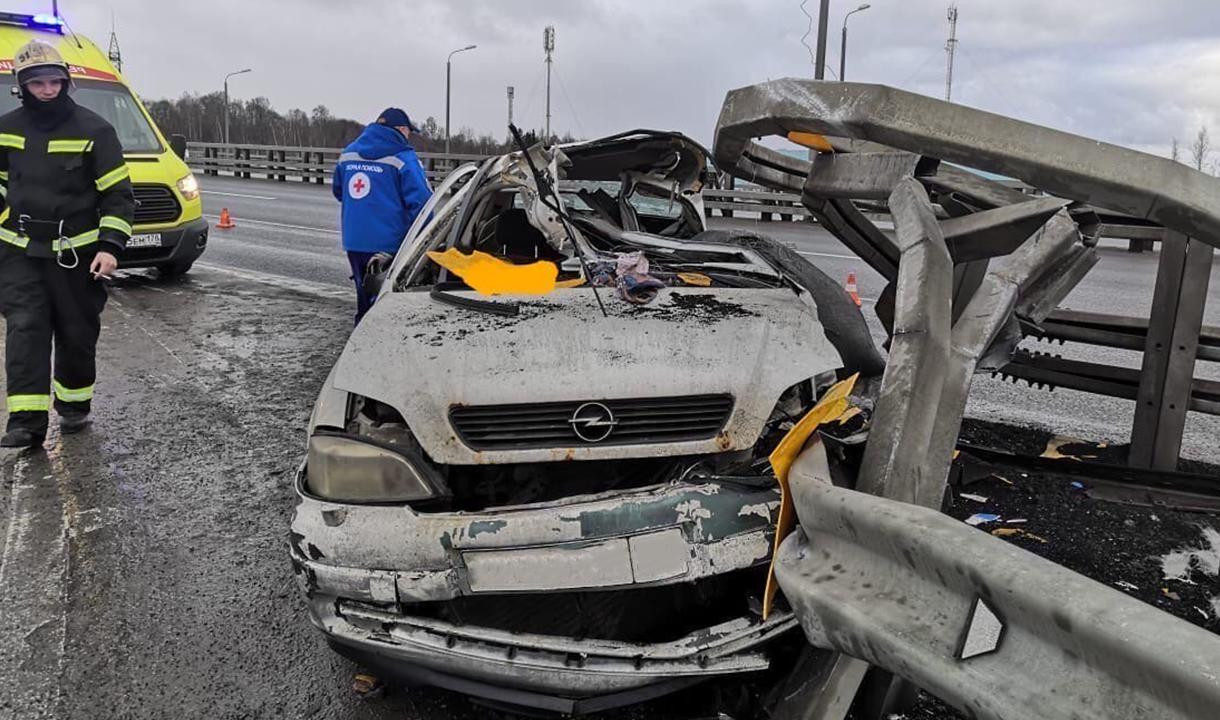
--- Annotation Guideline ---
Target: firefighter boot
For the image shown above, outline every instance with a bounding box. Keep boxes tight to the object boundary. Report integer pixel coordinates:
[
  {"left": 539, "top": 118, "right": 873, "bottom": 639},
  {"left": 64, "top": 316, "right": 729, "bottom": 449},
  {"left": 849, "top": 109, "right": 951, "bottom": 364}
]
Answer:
[
  {"left": 1, "top": 428, "right": 45, "bottom": 448},
  {"left": 59, "top": 409, "right": 90, "bottom": 434}
]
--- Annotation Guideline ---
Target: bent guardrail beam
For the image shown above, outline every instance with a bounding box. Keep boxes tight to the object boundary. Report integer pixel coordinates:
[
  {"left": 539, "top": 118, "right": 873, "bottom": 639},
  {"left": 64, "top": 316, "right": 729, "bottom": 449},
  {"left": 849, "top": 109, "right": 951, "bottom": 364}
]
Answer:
[
  {"left": 714, "top": 79, "right": 1220, "bottom": 248},
  {"left": 775, "top": 443, "right": 1220, "bottom": 720},
  {"left": 717, "top": 79, "right": 1220, "bottom": 716},
  {"left": 856, "top": 179, "right": 953, "bottom": 504}
]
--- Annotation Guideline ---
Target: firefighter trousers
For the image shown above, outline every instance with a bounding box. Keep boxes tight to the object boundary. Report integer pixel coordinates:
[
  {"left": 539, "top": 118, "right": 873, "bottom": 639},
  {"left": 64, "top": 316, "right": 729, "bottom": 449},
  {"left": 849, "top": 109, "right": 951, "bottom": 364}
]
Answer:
[{"left": 0, "top": 243, "right": 107, "bottom": 436}]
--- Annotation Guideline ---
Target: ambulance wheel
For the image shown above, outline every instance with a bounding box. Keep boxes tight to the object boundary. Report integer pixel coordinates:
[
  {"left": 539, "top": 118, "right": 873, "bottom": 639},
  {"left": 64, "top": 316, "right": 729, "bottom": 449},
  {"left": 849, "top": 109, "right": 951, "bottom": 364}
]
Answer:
[{"left": 156, "top": 259, "right": 194, "bottom": 277}]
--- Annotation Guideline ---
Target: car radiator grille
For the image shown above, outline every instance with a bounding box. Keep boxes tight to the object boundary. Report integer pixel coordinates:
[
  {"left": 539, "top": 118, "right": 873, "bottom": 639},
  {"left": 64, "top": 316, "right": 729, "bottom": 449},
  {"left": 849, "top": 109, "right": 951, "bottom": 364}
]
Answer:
[
  {"left": 132, "top": 184, "right": 182, "bottom": 225},
  {"left": 450, "top": 395, "right": 734, "bottom": 450}
]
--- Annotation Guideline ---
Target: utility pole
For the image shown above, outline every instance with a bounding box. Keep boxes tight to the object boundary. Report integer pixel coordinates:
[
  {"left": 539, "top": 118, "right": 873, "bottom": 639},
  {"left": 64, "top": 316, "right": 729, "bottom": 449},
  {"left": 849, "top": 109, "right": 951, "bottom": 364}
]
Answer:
[
  {"left": 544, "top": 26, "right": 555, "bottom": 142},
  {"left": 223, "top": 68, "right": 252, "bottom": 145},
  {"left": 506, "top": 86, "right": 515, "bottom": 132},
  {"left": 445, "top": 45, "right": 477, "bottom": 155},
  {"left": 945, "top": 4, "right": 958, "bottom": 102},
  {"left": 107, "top": 12, "right": 121, "bottom": 71},
  {"left": 840, "top": 4, "right": 871, "bottom": 82},
  {"left": 814, "top": 0, "right": 830, "bottom": 79}
]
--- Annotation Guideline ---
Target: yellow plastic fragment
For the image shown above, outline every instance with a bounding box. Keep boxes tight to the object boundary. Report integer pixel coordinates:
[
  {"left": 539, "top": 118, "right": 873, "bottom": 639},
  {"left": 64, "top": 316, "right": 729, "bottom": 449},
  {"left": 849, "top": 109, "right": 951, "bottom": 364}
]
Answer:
[
  {"left": 555, "top": 277, "right": 586, "bottom": 288},
  {"left": 762, "top": 373, "right": 859, "bottom": 619},
  {"left": 836, "top": 406, "right": 863, "bottom": 425},
  {"left": 677, "top": 272, "right": 712, "bottom": 287},
  {"left": 787, "top": 131, "right": 835, "bottom": 153},
  {"left": 427, "top": 248, "right": 558, "bottom": 295}
]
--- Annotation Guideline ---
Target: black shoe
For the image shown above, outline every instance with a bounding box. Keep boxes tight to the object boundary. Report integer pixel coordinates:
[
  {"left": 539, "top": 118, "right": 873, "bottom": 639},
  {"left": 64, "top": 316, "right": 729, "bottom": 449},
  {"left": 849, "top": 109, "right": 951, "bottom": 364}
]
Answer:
[
  {"left": 1, "top": 429, "right": 45, "bottom": 448},
  {"left": 59, "top": 411, "right": 91, "bottom": 435}
]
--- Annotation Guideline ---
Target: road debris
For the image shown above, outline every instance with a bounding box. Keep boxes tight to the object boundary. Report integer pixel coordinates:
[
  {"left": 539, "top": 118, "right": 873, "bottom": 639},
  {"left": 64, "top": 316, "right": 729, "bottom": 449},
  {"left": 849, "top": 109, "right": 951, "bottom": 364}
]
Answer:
[
  {"left": 1160, "top": 526, "right": 1220, "bottom": 583},
  {"left": 965, "top": 513, "right": 1001, "bottom": 526},
  {"left": 352, "top": 672, "right": 384, "bottom": 699},
  {"left": 960, "top": 493, "right": 989, "bottom": 503},
  {"left": 991, "top": 528, "right": 1049, "bottom": 543}
]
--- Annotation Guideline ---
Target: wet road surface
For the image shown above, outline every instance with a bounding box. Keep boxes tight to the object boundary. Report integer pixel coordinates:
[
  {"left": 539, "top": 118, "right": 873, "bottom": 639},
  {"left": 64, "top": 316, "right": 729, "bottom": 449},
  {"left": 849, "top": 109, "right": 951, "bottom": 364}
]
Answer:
[{"left": 0, "top": 174, "right": 1216, "bottom": 718}]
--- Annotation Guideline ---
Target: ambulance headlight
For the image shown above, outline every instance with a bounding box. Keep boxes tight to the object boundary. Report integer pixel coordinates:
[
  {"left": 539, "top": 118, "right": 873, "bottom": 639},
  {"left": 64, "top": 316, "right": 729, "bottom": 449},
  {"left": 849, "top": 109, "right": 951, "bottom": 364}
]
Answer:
[
  {"left": 176, "top": 173, "right": 200, "bottom": 201},
  {"left": 305, "top": 434, "right": 441, "bottom": 503}
]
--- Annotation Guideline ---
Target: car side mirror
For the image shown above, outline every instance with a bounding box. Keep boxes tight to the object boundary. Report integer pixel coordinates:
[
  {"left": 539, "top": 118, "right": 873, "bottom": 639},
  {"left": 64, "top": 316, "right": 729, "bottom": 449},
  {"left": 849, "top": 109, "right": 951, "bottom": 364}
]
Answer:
[{"left": 169, "top": 134, "right": 188, "bottom": 159}]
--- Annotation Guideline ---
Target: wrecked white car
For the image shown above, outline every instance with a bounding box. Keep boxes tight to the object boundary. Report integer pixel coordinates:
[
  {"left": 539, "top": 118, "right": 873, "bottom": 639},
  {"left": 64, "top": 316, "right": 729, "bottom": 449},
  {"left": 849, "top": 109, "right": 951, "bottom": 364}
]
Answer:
[{"left": 289, "top": 130, "right": 884, "bottom": 713}]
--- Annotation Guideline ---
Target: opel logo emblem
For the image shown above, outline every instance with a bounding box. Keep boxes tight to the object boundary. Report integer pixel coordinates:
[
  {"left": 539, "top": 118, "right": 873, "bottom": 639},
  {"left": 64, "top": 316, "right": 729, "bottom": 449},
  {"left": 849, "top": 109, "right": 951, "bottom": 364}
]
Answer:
[{"left": 569, "top": 402, "right": 618, "bottom": 443}]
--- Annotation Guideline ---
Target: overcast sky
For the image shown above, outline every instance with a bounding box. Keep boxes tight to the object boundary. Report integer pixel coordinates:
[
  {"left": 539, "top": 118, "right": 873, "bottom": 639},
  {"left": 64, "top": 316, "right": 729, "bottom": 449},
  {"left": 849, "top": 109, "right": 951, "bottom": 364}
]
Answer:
[{"left": 62, "top": 0, "right": 1220, "bottom": 159}]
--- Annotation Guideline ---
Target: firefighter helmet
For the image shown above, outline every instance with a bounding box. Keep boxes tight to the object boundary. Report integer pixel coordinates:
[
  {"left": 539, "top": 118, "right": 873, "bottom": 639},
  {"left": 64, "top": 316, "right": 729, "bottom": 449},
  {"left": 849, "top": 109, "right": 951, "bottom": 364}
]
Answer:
[{"left": 12, "top": 40, "right": 70, "bottom": 86}]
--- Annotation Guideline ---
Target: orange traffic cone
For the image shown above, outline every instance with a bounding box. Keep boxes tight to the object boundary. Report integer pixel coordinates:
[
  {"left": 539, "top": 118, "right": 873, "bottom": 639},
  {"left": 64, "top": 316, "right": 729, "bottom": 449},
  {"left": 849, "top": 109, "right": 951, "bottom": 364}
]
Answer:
[
  {"left": 217, "top": 208, "right": 235, "bottom": 229},
  {"left": 845, "top": 271, "right": 861, "bottom": 307}
]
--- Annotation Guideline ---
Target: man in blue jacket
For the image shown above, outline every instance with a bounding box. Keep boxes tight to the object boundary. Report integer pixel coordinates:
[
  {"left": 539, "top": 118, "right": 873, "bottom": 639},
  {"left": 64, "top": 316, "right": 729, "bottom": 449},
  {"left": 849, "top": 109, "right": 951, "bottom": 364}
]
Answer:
[{"left": 332, "top": 108, "right": 432, "bottom": 323}]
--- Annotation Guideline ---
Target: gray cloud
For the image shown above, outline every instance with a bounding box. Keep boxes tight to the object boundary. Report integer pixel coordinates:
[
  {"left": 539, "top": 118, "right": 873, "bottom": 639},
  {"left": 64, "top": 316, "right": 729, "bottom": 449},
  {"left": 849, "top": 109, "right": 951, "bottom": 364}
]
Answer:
[{"left": 67, "top": 0, "right": 1220, "bottom": 159}]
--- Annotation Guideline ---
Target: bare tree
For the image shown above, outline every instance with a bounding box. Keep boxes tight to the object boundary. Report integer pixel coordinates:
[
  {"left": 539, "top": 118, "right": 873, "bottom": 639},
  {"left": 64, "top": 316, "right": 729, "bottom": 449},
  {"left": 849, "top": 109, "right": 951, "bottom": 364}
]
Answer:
[
  {"left": 1191, "top": 126, "right": 1210, "bottom": 171},
  {"left": 1170, "top": 137, "right": 1180, "bottom": 163}
]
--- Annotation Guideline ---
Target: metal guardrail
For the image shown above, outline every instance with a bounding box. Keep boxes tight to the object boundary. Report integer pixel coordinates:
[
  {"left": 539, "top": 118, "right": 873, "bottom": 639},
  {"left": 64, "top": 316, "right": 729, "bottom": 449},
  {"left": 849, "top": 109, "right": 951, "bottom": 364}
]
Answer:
[
  {"left": 187, "top": 141, "right": 483, "bottom": 186},
  {"left": 714, "top": 77, "right": 1220, "bottom": 720},
  {"left": 185, "top": 141, "right": 1170, "bottom": 242},
  {"left": 185, "top": 141, "right": 812, "bottom": 223}
]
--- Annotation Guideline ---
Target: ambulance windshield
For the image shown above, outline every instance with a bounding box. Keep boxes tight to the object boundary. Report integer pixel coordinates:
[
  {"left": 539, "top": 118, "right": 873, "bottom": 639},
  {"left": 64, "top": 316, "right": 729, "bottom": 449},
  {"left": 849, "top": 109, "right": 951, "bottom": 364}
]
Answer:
[{"left": 0, "top": 78, "right": 161, "bottom": 153}]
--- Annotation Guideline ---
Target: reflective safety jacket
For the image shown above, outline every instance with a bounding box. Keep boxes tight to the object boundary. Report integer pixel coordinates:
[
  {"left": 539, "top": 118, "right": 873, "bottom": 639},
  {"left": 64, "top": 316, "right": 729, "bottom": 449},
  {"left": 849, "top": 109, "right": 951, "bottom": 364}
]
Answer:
[
  {"left": 332, "top": 123, "right": 432, "bottom": 254},
  {"left": 0, "top": 102, "right": 135, "bottom": 259}
]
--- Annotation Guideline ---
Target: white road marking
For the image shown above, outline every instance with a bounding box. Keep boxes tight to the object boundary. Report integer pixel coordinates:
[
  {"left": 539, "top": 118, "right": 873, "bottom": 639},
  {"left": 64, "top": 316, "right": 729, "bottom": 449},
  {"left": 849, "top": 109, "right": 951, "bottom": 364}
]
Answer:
[
  {"left": 797, "top": 249, "right": 859, "bottom": 260},
  {"left": 194, "top": 262, "right": 350, "bottom": 301},
  {"left": 203, "top": 213, "right": 339, "bottom": 235},
  {"left": 107, "top": 301, "right": 185, "bottom": 366},
  {"left": 0, "top": 450, "right": 71, "bottom": 714},
  {"left": 201, "top": 190, "right": 277, "bottom": 200},
  {"left": 0, "top": 457, "right": 29, "bottom": 588}
]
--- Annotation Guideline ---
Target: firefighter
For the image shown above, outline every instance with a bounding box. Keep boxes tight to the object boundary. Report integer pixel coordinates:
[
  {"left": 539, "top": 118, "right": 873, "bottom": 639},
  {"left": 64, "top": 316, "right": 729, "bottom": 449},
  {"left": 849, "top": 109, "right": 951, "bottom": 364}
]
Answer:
[{"left": 0, "top": 40, "right": 134, "bottom": 448}]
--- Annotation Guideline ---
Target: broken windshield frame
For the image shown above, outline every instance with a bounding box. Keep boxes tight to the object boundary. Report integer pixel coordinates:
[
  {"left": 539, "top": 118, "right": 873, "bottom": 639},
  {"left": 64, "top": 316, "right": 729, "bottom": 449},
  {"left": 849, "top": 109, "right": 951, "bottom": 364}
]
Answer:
[{"left": 392, "top": 143, "right": 784, "bottom": 295}]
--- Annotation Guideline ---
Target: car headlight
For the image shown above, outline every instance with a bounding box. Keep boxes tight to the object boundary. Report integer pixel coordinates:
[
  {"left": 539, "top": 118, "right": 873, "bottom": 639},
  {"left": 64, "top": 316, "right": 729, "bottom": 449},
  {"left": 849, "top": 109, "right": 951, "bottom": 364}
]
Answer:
[
  {"left": 176, "top": 173, "right": 200, "bottom": 201},
  {"left": 306, "top": 434, "right": 440, "bottom": 502}
]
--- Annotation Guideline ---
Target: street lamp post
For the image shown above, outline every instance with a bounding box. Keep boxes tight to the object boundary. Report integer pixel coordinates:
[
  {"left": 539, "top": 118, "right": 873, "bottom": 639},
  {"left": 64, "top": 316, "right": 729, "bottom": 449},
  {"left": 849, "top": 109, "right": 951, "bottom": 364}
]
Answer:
[
  {"left": 223, "top": 68, "right": 252, "bottom": 145},
  {"left": 445, "top": 44, "right": 477, "bottom": 155},
  {"left": 840, "top": 4, "right": 870, "bottom": 81}
]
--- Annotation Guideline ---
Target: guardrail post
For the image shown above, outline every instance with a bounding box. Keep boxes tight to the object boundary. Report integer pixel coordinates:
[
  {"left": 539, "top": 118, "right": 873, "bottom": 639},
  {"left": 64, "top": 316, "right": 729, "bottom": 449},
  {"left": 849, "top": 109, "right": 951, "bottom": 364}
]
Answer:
[{"left": 1131, "top": 232, "right": 1215, "bottom": 470}]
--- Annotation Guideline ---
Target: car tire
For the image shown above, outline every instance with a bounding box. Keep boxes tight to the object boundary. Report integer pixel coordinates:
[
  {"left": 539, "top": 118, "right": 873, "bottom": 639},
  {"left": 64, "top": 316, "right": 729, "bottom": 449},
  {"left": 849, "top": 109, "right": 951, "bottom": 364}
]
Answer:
[{"left": 156, "top": 259, "right": 195, "bottom": 277}]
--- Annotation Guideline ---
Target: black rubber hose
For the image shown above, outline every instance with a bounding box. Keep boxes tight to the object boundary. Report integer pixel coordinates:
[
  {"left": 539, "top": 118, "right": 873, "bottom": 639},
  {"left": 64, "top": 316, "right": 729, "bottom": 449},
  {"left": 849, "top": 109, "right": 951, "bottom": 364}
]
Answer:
[{"left": 689, "top": 229, "right": 887, "bottom": 377}]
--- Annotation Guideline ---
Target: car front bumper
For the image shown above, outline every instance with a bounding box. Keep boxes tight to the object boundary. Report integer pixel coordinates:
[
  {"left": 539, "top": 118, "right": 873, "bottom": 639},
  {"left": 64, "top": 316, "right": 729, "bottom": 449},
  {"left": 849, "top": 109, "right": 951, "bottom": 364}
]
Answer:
[
  {"left": 117, "top": 216, "right": 208, "bottom": 268},
  {"left": 289, "top": 468, "right": 793, "bottom": 710}
]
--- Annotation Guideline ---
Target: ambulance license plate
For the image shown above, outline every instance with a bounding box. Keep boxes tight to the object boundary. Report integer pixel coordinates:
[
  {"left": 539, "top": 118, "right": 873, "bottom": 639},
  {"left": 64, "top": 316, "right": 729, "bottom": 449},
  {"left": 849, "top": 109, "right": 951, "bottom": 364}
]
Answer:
[{"left": 127, "top": 233, "right": 162, "bottom": 249}]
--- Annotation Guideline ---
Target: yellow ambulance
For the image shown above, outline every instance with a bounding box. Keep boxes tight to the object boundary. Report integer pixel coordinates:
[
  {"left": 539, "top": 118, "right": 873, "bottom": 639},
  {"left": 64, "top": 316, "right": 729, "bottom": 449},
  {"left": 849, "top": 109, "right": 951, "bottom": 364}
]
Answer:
[{"left": 0, "top": 11, "right": 206, "bottom": 275}]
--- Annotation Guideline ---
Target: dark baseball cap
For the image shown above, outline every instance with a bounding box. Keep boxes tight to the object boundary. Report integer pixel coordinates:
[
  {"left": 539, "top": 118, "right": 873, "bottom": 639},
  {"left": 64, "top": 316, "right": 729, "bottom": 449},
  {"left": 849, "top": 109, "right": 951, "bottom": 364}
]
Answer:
[{"left": 377, "top": 107, "right": 420, "bottom": 132}]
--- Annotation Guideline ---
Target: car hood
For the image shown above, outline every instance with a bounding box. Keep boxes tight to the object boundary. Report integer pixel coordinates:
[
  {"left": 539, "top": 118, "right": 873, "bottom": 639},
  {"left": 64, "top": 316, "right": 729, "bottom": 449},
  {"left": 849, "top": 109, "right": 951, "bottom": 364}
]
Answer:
[
  {"left": 332, "top": 287, "right": 843, "bottom": 465},
  {"left": 561, "top": 130, "right": 711, "bottom": 192}
]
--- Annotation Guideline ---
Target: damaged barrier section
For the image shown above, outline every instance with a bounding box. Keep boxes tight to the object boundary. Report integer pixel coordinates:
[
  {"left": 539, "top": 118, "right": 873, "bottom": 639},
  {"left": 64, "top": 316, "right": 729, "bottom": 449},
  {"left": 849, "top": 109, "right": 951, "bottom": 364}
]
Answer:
[
  {"left": 288, "top": 81, "right": 1218, "bottom": 718},
  {"left": 713, "top": 79, "right": 1220, "bottom": 719}
]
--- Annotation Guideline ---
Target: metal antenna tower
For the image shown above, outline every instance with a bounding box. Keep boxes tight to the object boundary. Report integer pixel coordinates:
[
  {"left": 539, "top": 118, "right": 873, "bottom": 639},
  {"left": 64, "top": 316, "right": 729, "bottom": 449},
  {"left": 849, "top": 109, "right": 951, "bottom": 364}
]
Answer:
[
  {"left": 544, "top": 26, "right": 555, "bottom": 142},
  {"left": 108, "top": 12, "right": 122, "bottom": 71},
  {"left": 945, "top": 4, "right": 958, "bottom": 102}
]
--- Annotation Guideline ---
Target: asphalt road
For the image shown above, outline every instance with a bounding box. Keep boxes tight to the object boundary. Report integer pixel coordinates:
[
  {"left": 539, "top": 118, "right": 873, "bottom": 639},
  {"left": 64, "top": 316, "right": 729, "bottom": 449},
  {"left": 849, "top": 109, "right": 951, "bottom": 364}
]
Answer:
[{"left": 0, "top": 173, "right": 1216, "bottom": 719}]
